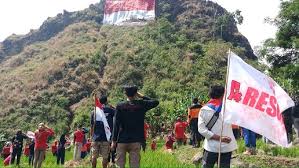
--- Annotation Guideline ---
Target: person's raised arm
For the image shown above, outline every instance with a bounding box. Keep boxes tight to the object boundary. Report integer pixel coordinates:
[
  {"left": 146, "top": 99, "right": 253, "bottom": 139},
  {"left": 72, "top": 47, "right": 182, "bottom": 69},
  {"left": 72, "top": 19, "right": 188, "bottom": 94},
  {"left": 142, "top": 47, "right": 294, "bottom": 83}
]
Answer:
[
  {"left": 137, "top": 92, "right": 159, "bottom": 111},
  {"left": 46, "top": 126, "right": 55, "bottom": 137}
]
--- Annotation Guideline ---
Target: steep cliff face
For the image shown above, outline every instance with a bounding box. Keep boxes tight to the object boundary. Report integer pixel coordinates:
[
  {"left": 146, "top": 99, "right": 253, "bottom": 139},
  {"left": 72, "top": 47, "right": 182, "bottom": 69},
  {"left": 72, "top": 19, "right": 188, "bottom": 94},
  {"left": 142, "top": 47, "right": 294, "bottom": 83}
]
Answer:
[{"left": 0, "top": 0, "right": 256, "bottom": 136}]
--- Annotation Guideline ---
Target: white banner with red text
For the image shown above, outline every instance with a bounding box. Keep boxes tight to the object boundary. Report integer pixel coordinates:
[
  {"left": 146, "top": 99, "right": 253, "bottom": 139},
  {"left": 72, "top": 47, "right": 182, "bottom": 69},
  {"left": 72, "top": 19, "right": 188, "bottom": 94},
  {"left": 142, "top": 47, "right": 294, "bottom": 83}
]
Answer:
[{"left": 224, "top": 52, "right": 295, "bottom": 147}]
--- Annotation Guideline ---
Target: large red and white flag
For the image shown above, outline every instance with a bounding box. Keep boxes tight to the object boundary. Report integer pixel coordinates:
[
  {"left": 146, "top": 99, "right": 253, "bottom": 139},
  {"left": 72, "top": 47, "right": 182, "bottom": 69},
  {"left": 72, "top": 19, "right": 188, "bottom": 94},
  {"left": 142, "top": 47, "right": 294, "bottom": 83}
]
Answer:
[
  {"left": 224, "top": 52, "right": 295, "bottom": 147},
  {"left": 103, "top": 0, "right": 155, "bottom": 25}
]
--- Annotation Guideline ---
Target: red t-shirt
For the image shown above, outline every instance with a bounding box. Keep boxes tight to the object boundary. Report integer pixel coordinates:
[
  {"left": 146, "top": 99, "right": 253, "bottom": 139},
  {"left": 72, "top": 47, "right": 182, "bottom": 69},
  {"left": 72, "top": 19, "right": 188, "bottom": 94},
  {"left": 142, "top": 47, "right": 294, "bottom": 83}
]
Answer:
[
  {"left": 35, "top": 128, "right": 55, "bottom": 150},
  {"left": 2, "top": 146, "right": 10, "bottom": 155},
  {"left": 74, "top": 130, "right": 84, "bottom": 143},
  {"left": 174, "top": 121, "right": 188, "bottom": 139},
  {"left": 86, "top": 141, "right": 91, "bottom": 152},
  {"left": 151, "top": 142, "right": 157, "bottom": 151},
  {"left": 165, "top": 135, "right": 175, "bottom": 149},
  {"left": 144, "top": 123, "right": 150, "bottom": 139},
  {"left": 24, "top": 146, "right": 30, "bottom": 156},
  {"left": 81, "top": 144, "right": 88, "bottom": 152},
  {"left": 51, "top": 144, "right": 57, "bottom": 153}
]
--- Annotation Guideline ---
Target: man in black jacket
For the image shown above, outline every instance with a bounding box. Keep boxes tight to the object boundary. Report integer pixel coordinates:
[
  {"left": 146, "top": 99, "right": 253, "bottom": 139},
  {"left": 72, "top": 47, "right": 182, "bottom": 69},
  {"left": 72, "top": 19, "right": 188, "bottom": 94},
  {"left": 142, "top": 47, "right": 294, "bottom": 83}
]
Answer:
[
  {"left": 111, "top": 85, "right": 159, "bottom": 168},
  {"left": 10, "top": 130, "right": 28, "bottom": 165}
]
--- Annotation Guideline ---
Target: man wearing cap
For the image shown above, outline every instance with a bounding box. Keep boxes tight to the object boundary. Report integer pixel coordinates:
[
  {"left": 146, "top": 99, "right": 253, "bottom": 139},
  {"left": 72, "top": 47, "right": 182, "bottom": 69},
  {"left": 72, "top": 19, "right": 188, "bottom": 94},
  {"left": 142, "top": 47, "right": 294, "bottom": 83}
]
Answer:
[
  {"left": 34, "top": 123, "right": 54, "bottom": 168},
  {"left": 111, "top": 85, "right": 159, "bottom": 168}
]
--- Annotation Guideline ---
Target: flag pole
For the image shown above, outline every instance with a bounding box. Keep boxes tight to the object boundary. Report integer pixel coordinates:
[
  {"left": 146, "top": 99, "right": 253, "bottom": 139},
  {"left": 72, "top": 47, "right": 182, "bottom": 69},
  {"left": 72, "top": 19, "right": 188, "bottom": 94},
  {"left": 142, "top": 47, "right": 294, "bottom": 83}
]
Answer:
[
  {"left": 90, "top": 93, "right": 96, "bottom": 163},
  {"left": 217, "top": 49, "right": 232, "bottom": 168}
]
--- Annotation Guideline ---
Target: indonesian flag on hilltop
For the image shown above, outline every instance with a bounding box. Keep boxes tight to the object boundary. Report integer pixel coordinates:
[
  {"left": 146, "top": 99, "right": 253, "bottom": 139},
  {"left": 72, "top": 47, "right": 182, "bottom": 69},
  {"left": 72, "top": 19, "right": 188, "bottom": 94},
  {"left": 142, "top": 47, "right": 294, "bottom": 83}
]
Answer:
[
  {"left": 224, "top": 52, "right": 295, "bottom": 147},
  {"left": 103, "top": 0, "right": 155, "bottom": 25},
  {"left": 95, "top": 97, "right": 111, "bottom": 141}
]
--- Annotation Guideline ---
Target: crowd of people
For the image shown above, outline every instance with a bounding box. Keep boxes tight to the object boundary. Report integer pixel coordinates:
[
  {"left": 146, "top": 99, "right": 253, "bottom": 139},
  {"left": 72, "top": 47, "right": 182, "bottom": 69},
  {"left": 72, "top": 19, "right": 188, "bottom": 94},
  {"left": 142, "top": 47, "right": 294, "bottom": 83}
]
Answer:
[{"left": 1, "top": 85, "right": 298, "bottom": 168}]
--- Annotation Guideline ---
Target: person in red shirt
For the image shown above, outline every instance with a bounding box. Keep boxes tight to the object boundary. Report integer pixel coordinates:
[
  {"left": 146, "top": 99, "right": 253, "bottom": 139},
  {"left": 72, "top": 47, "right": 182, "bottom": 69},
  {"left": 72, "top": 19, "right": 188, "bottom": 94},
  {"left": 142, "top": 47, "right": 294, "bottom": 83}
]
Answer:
[
  {"left": 165, "top": 131, "right": 175, "bottom": 152},
  {"left": 23, "top": 144, "right": 30, "bottom": 157},
  {"left": 86, "top": 138, "right": 91, "bottom": 153},
  {"left": 1, "top": 142, "right": 11, "bottom": 159},
  {"left": 73, "top": 125, "right": 84, "bottom": 161},
  {"left": 174, "top": 117, "right": 188, "bottom": 146},
  {"left": 34, "top": 123, "right": 54, "bottom": 168},
  {"left": 151, "top": 139, "right": 157, "bottom": 151},
  {"left": 144, "top": 122, "right": 150, "bottom": 140},
  {"left": 51, "top": 140, "right": 58, "bottom": 156},
  {"left": 141, "top": 122, "right": 150, "bottom": 151}
]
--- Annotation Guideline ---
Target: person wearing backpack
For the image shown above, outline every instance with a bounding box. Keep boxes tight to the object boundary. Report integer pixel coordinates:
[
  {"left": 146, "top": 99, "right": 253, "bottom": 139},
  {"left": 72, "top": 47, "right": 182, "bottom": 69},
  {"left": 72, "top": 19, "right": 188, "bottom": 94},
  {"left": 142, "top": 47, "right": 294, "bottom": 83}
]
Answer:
[{"left": 198, "top": 85, "right": 237, "bottom": 168}]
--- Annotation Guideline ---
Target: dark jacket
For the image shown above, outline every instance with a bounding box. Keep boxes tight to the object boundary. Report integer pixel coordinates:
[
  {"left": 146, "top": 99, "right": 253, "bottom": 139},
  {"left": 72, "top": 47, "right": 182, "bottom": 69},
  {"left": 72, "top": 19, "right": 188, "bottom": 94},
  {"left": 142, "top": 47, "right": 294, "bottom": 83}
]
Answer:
[
  {"left": 11, "top": 133, "right": 28, "bottom": 149},
  {"left": 112, "top": 96, "right": 159, "bottom": 143}
]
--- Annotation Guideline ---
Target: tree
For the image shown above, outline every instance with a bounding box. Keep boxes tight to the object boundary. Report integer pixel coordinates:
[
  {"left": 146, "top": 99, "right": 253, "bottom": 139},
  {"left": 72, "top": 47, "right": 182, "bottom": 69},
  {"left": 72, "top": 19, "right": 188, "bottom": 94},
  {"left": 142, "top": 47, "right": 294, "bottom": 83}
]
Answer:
[{"left": 261, "top": 0, "right": 299, "bottom": 102}]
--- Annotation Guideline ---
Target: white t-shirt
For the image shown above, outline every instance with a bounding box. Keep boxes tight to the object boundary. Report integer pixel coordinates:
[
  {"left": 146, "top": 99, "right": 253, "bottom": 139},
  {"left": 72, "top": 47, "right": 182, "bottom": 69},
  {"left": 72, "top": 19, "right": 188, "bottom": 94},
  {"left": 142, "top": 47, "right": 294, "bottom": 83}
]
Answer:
[{"left": 198, "top": 105, "right": 237, "bottom": 153}]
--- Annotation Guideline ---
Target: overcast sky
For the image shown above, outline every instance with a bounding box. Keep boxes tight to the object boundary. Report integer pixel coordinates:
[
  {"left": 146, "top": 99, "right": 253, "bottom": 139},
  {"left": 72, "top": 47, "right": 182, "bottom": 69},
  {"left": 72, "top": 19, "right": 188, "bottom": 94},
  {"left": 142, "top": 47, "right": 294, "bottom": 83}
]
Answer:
[{"left": 0, "top": 0, "right": 280, "bottom": 47}]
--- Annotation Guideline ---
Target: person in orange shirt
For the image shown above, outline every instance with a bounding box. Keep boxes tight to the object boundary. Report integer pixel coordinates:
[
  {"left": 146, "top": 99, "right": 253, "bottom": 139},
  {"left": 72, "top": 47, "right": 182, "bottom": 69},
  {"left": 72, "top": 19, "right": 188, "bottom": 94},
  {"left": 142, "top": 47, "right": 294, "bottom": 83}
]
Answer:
[
  {"left": 187, "top": 97, "right": 203, "bottom": 148},
  {"left": 174, "top": 117, "right": 188, "bottom": 146}
]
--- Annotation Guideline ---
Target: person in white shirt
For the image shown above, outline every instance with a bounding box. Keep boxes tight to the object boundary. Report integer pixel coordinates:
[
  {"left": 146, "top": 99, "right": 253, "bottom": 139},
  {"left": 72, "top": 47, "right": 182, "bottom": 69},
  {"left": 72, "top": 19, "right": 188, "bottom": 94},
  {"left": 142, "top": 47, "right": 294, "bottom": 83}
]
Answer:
[{"left": 198, "top": 85, "right": 237, "bottom": 168}]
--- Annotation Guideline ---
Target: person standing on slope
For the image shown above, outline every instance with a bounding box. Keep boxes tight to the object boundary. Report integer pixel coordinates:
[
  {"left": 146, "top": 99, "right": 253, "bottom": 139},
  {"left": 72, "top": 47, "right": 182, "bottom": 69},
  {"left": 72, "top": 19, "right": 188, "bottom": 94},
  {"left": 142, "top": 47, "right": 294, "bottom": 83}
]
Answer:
[
  {"left": 198, "top": 85, "right": 237, "bottom": 168},
  {"left": 187, "top": 97, "right": 203, "bottom": 148},
  {"left": 174, "top": 117, "right": 188, "bottom": 146},
  {"left": 10, "top": 130, "right": 28, "bottom": 166},
  {"left": 90, "top": 96, "right": 115, "bottom": 168},
  {"left": 73, "top": 125, "right": 84, "bottom": 161},
  {"left": 111, "top": 85, "right": 159, "bottom": 168},
  {"left": 34, "top": 123, "right": 54, "bottom": 168}
]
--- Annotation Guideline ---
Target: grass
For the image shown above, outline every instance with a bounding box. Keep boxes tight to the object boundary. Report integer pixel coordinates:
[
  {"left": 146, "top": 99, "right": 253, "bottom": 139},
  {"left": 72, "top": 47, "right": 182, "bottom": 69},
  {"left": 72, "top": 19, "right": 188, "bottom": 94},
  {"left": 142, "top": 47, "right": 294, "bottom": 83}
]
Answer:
[
  {"left": 1, "top": 139, "right": 299, "bottom": 168},
  {"left": 0, "top": 144, "right": 194, "bottom": 168}
]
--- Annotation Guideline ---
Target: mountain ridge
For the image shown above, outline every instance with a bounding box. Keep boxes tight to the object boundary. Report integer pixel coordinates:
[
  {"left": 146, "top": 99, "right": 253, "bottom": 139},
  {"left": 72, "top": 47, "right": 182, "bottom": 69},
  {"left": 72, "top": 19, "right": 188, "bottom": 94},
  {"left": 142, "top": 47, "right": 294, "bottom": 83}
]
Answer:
[{"left": 0, "top": 0, "right": 258, "bottom": 136}]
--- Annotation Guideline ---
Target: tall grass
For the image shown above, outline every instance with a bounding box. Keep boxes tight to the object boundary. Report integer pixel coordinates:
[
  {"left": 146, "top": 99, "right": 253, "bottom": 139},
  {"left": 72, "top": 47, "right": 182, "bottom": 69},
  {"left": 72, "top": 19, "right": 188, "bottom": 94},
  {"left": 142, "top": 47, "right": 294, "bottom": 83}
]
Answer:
[{"left": 1, "top": 147, "right": 194, "bottom": 168}]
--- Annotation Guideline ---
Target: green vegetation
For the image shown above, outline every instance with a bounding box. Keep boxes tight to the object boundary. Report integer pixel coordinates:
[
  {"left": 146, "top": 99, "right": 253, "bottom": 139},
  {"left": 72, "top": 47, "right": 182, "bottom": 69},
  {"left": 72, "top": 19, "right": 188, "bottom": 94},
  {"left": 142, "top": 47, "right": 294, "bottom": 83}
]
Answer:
[
  {"left": 0, "top": 0, "right": 257, "bottom": 138},
  {"left": 1, "top": 139, "right": 299, "bottom": 168},
  {"left": 0, "top": 147, "right": 194, "bottom": 168},
  {"left": 260, "top": 0, "right": 299, "bottom": 103}
]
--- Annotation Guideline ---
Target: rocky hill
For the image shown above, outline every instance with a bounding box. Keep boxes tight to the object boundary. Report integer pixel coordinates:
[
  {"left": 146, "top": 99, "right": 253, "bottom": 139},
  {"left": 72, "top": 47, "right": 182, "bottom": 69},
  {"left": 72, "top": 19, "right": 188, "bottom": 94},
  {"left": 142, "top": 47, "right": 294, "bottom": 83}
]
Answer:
[{"left": 0, "top": 0, "right": 257, "bottom": 136}]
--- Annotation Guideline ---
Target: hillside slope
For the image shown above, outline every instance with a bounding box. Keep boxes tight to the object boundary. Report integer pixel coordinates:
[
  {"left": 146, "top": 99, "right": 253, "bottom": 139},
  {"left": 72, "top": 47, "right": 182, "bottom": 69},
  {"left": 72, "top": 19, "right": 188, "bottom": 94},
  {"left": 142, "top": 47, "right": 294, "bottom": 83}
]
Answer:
[{"left": 0, "top": 0, "right": 257, "bottom": 136}]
